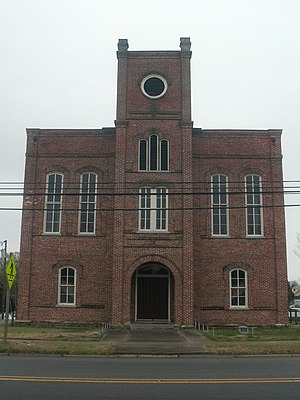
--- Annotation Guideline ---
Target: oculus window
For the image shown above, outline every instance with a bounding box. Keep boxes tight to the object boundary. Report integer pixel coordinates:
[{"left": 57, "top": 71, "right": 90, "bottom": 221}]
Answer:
[{"left": 141, "top": 75, "right": 167, "bottom": 99}]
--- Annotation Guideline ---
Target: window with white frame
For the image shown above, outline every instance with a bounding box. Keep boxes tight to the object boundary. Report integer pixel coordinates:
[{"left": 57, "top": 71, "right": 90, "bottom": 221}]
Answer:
[
  {"left": 139, "top": 135, "right": 169, "bottom": 171},
  {"left": 79, "top": 172, "right": 97, "bottom": 234},
  {"left": 230, "top": 269, "right": 247, "bottom": 307},
  {"left": 44, "top": 173, "right": 63, "bottom": 233},
  {"left": 211, "top": 174, "right": 228, "bottom": 236},
  {"left": 245, "top": 174, "right": 263, "bottom": 236},
  {"left": 58, "top": 267, "right": 76, "bottom": 305},
  {"left": 139, "top": 187, "right": 168, "bottom": 231}
]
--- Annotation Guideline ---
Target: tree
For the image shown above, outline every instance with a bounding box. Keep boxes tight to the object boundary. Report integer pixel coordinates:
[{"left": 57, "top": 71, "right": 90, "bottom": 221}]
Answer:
[{"left": 288, "top": 281, "right": 297, "bottom": 304}]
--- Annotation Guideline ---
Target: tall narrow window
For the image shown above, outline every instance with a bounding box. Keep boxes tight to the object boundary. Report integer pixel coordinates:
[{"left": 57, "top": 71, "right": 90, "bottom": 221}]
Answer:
[
  {"left": 230, "top": 269, "right": 247, "bottom": 307},
  {"left": 211, "top": 174, "right": 228, "bottom": 236},
  {"left": 44, "top": 173, "right": 63, "bottom": 233},
  {"left": 150, "top": 135, "right": 158, "bottom": 170},
  {"left": 156, "top": 188, "right": 167, "bottom": 230},
  {"left": 160, "top": 140, "right": 169, "bottom": 171},
  {"left": 245, "top": 175, "right": 263, "bottom": 236},
  {"left": 139, "top": 139, "right": 147, "bottom": 171},
  {"left": 139, "top": 135, "right": 169, "bottom": 171},
  {"left": 58, "top": 267, "right": 76, "bottom": 305},
  {"left": 139, "top": 187, "right": 168, "bottom": 231},
  {"left": 79, "top": 172, "right": 97, "bottom": 234},
  {"left": 140, "top": 188, "right": 151, "bottom": 230}
]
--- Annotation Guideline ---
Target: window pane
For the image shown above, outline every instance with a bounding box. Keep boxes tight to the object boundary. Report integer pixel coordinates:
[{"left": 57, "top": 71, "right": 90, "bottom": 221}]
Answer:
[
  {"left": 140, "top": 188, "right": 151, "bottom": 230},
  {"left": 211, "top": 175, "right": 228, "bottom": 235},
  {"left": 79, "top": 173, "right": 96, "bottom": 233},
  {"left": 230, "top": 269, "right": 247, "bottom": 307},
  {"left": 139, "top": 140, "right": 147, "bottom": 170},
  {"left": 139, "top": 187, "right": 167, "bottom": 231},
  {"left": 156, "top": 188, "right": 167, "bottom": 230},
  {"left": 45, "top": 173, "right": 63, "bottom": 233},
  {"left": 150, "top": 135, "right": 158, "bottom": 170},
  {"left": 59, "top": 268, "right": 76, "bottom": 304},
  {"left": 160, "top": 140, "right": 169, "bottom": 171},
  {"left": 246, "top": 175, "right": 262, "bottom": 236}
]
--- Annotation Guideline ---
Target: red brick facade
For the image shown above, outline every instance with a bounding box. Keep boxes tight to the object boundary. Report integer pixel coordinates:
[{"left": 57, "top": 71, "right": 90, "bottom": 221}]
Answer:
[{"left": 17, "top": 38, "right": 288, "bottom": 326}]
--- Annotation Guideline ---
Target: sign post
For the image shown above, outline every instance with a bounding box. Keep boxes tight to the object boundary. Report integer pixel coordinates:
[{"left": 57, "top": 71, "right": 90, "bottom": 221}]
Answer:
[{"left": 4, "top": 254, "right": 17, "bottom": 342}]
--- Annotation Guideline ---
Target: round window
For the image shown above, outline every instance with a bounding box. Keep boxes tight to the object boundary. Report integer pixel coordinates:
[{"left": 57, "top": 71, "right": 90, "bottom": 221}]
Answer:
[{"left": 141, "top": 75, "right": 167, "bottom": 99}]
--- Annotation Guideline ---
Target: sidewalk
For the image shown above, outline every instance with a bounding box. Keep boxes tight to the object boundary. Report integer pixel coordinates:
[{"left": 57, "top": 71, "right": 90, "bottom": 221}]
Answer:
[{"left": 101, "top": 327, "right": 208, "bottom": 355}]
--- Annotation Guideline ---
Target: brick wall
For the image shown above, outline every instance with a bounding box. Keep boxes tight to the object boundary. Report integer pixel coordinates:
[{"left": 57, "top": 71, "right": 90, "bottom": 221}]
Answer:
[{"left": 17, "top": 39, "right": 288, "bottom": 326}]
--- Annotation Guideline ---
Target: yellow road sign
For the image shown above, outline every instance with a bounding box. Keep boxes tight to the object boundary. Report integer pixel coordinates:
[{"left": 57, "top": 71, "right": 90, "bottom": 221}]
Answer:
[{"left": 6, "top": 254, "right": 17, "bottom": 289}]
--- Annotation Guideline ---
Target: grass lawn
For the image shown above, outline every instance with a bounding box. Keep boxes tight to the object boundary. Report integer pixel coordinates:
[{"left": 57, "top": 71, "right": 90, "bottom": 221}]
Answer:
[
  {"left": 202, "top": 326, "right": 300, "bottom": 341},
  {"left": 0, "top": 324, "right": 299, "bottom": 356},
  {"left": 0, "top": 325, "right": 114, "bottom": 355},
  {"left": 200, "top": 326, "right": 300, "bottom": 355},
  {"left": 0, "top": 325, "right": 103, "bottom": 341}
]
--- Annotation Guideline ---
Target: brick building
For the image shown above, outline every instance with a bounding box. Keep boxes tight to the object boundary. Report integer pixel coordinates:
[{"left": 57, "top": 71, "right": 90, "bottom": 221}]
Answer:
[{"left": 17, "top": 38, "right": 288, "bottom": 326}]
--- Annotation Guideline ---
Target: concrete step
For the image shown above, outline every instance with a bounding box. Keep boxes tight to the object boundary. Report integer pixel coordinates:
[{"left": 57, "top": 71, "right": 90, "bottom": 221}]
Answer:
[{"left": 130, "top": 321, "right": 175, "bottom": 330}]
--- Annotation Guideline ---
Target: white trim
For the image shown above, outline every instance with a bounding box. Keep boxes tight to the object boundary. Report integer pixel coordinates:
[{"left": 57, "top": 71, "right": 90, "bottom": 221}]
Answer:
[
  {"left": 245, "top": 174, "right": 264, "bottom": 237},
  {"left": 78, "top": 172, "right": 97, "bottom": 234},
  {"left": 58, "top": 267, "right": 77, "bottom": 306},
  {"left": 43, "top": 172, "right": 63, "bottom": 234},
  {"left": 141, "top": 74, "right": 168, "bottom": 99},
  {"left": 229, "top": 269, "right": 248, "bottom": 309},
  {"left": 211, "top": 174, "right": 229, "bottom": 237},
  {"left": 139, "top": 187, "right": 168, "bottom": 231}
]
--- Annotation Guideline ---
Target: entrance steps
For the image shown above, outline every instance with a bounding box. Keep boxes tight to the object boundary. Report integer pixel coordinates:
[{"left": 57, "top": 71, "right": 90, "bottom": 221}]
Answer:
[{"left": 130, "top": 321, "right": 175, "bottom": 330}]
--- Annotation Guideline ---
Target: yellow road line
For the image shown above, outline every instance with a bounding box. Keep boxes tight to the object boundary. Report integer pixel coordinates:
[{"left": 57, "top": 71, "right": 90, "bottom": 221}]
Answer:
[{"left": 0, "top": 376, "right": 300, "bottom": 384}]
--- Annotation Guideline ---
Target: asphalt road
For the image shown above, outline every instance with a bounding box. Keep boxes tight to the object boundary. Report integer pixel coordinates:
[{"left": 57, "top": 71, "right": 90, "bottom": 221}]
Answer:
[{"left": 0, "top": 355, "right": 300, "bottom": 399}]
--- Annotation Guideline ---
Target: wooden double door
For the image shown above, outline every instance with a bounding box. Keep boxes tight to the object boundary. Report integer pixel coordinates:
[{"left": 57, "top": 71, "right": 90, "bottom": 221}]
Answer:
[{"left": 136, "top": 265, "right": 170, "bottom": 321}]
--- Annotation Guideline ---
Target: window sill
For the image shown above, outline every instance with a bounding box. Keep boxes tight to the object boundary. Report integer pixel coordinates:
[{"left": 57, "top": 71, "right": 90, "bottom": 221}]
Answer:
[
  {"left": 246, "top": 235, "right": 264, "bottom": 239},
  {"left": 211, "top": 235, "right": 230, "bottom": 238},
  {"left": 56, "top": 304, "right": 76, "bottom": 308},
  {"left": 229, "top": 306, "right": 249, "bottom": 310},
  {"left": 137, "top": 230, "right": 170, "bottom": 234},
  {"left": 138, "top": 170, "right": 169, "bottom": 173}
]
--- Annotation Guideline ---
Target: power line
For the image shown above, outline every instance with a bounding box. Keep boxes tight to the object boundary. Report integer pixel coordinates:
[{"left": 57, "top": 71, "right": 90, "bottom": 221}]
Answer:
[
  {"left": 0, "top": 203, "right": 297, "bottom": 212},
  {"left": 0, "top": 190, "right": 299, "bottom": 196},
  {"left": 1, "top": 179, "right": 300, "bottom": 185}
]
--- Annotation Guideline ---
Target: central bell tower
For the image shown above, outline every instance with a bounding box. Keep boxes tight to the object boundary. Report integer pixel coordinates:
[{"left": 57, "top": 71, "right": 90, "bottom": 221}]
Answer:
[{"left": 112, "top": 38, "right": 194, "bottom": 326}]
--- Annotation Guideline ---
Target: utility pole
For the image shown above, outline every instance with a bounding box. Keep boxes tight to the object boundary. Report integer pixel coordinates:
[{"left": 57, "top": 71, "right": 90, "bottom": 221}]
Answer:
[
  {"left": 3, "top": 252, "right": 17, "bottom": 342},
  {"left": 4, "top": 263, "right": 10, "bottom": 342},
  {"left": 0, "top": 240, "right": 7, "bottom": 320}
]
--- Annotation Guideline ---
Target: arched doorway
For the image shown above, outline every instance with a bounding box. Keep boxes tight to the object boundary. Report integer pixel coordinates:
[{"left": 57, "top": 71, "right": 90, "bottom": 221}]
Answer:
[{"left": 135, "top": 264, "right": 172, "bottom": 322}]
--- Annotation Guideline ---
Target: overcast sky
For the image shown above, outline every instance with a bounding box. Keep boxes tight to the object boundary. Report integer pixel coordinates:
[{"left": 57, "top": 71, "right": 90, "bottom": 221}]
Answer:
[{"left": 1, "top": 0, "right": 300, "bottom": 280}]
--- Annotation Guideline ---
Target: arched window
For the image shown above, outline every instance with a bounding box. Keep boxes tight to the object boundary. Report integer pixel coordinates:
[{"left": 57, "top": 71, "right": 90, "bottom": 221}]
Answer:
[
  {"left": 44, "top": 173, "right": 63, "bottom": 233},
  {"left": 58, "top": 267, "right": 76, "bottom": 305},
  {"left": 79, "top": 172, "right": 97, "bottom": 234},
  {"left": 139, "top": 135, "right": 169, "bottom": 171},
  {"left": 245, "top": 174, "right": 263, "bottom": 236},
  {"left": 139, "top": 139, "right": 148, "bottom": 171},
  {"left": 211, "top": 174, "right": 228, "bottom": 236},
  {"left": 230, "top": 269, "right": 247, "bottom": 308},
  {"left": 139, "top": 187, "right": 168, "bottom": 231}
]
